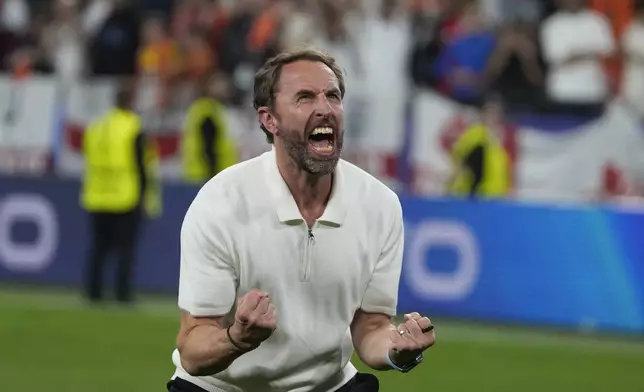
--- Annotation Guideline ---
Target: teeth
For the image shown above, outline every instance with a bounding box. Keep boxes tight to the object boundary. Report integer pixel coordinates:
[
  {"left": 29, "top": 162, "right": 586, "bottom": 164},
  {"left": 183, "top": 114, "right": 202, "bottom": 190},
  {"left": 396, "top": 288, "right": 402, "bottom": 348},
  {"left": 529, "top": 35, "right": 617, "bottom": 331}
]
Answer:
[
  {"left": 312, "top": 143, "right": 333, "bottom": 153},
  {"left": 311, "top": 127, "right": 333, "bottom": 135}
]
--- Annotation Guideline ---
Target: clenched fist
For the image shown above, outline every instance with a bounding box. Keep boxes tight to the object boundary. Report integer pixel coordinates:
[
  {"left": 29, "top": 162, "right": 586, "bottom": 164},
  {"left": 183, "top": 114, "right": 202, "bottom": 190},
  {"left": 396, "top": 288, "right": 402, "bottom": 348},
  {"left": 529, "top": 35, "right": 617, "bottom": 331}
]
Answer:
[
  {"left": 388, "top": 312, "right": 435, "bottom": 366},
  {"left": 227, "top": 289, "right": 277, "bottom": 352}
]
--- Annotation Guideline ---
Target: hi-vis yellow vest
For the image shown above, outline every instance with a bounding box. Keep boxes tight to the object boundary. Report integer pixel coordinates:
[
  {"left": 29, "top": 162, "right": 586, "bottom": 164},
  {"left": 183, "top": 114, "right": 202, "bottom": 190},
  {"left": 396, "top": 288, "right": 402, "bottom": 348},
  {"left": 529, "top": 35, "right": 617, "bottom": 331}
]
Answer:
[
  {"left": 449, "top": 123, "right": 510, "bottom": 198},
  {"left": 182, "top": 97, "right": 237, "bottom": 183},
  {"left": 81, "top": 109, "right": 159, "bottom": 213}
]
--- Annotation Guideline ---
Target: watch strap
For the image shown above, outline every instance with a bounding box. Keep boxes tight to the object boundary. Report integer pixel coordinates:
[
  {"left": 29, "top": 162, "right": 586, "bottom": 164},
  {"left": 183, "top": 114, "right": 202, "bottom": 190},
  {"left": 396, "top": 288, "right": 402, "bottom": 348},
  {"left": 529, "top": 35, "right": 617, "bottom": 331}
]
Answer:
[{"left": 386, "top": 351, "right": 424, "bottom": 373}]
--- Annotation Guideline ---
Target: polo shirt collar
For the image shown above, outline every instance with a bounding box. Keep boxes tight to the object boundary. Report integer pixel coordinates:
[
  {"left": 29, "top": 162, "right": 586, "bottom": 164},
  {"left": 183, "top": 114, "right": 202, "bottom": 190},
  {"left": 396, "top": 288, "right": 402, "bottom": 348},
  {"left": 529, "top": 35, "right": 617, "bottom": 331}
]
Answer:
[{"left": 264, "top": 148, "right": 346, "bottom": 227}]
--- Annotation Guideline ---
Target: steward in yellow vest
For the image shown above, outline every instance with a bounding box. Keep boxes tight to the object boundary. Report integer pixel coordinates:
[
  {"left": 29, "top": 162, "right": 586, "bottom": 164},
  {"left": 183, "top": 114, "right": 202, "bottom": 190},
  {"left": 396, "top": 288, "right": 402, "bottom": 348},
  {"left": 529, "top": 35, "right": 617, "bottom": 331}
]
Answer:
[
  {"left": 182, "top": 73, "right": 237, "bottom": 183},
  {"left": 80, "top": 85, "right": 160, "bottom": 304},
  {"left": 449, "top": 122, "right": 511, "bottom": 198}
]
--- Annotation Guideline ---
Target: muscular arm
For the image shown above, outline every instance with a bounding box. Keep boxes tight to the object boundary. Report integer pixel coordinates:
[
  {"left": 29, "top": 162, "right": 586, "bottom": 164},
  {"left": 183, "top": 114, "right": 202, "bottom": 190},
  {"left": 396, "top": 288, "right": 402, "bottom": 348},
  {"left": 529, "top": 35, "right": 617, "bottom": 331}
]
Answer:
[
  {"left": 351, "top": 310, "right": 396, "bottom": 370},
  {"left": 177, "top": 312, "right": 243, "bottom": 376}
]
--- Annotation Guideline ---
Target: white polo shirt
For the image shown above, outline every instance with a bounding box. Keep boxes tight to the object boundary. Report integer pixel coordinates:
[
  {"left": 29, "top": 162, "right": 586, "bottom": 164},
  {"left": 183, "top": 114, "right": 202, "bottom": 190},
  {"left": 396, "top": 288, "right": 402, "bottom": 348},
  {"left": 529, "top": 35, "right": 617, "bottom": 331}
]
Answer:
[{"left": 171, "top": 149, "right": 404, "bottom": 392}]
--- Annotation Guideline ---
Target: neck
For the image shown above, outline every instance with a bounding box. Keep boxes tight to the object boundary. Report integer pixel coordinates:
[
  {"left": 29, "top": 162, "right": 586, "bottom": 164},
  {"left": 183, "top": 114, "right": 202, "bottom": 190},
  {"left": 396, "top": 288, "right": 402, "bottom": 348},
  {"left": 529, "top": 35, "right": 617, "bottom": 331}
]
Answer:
[{"left": 276, "top": 149, "right": 333, "bottom": 214}]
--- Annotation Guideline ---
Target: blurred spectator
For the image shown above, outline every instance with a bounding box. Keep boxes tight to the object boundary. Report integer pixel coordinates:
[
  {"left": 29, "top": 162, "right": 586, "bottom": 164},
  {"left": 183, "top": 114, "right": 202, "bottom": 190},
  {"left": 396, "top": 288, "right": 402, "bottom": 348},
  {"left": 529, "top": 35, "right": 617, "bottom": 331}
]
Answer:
[
  {"left": 359, "top": 0, "right": 412, "bottom": 152},
  {"left": 313, "top": 0, "right": 366, "bottom": 144},
  {"left": 182, "top": 27, "right": 215, "bottom": 83},
  {"left": 41, "top": 0, "right": 86, "bottom": 82},
  {"left": 1, "top": 0, "right": 29, "bottom": 35},
  {"left": 217, "top": 0, "right": 264, "bottom": 105},
  {"left": 137, "top": 13, "right": 181, "bottom": 78},
  {"left": 280, "top": 0, "right": 317, "bottom": 49},
  {"left": 82, "top": 0, "right": 113, "bottom": 37},
  {"left": 484, "top": 20, "right": 545, "bottom": 112},
  {"left": 482, "top": 0, "right": 541, "bottom": 26},
  {"left": 89, "top": 0, "right": 141, "bottom": 76},
  {"left": 13, "top": 12, "right": 53, "bottom": 74},
  {"left": 172, "top": 0, "right": 223, "bottom": 48},
  {"left": 137, "top": 13, "right": 182, "bottom": 113},
  {"left": 434, "top": 1, "right": 495, "bottom": 106},
  {"left": 621, "top": 0, "right": 644, "bottom": 120},
  {"left": 540, "top": 0, "right": 615, "bottom": 112}
]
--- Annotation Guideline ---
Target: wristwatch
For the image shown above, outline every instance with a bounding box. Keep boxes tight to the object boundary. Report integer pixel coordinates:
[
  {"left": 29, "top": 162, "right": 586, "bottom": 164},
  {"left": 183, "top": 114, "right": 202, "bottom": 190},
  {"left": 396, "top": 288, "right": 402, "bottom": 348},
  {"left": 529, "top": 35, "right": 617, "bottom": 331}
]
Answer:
[{"left": 386, "top": 351, "right": 424, "bottom": 373}]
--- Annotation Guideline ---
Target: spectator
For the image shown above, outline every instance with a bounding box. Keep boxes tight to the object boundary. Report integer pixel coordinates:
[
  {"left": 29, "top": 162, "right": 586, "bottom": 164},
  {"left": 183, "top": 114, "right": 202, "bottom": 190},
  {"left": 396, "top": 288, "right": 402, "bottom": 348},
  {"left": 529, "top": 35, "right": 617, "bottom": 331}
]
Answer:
[
  {"left": 171, "top": 0, "right": 219, "bottom": 47},
  {"left": 217, "top": 0, "right": 262, "bottom": 105},
  {"left": 433, "top": 1, "right": 496, "bottom": 106},
  {"left": 14, "top": 12, "right": 53, "bottom": 74},
  {"left": 540, "top": 0, "right": 615, "bottom": 112},
  {"left": 621, "top": 0, "right": 644, "bottom": 120},
  {"left": 137, "top": 13, "right": 181, "bottom": 79},
  {"left": 82, "top": 0, "right": 113, "bottom": 37},
  {"left": 358, "top": 0, "right": 412, "bottom": 153},
  {"left": 482, "top": 0, "right": 542, "bottom": 26},
  {"left": 137, "top": 13, "right": 182, "bottom": 114},
  {"left": 182, "top": 27, "right": 215, "bottom": 83},
  {"left": 41, "top": 0, "right": 86, "bottom": 82},
  {"left": 313, "top": 0, "right": 366, "bottom": 145},
  {"left": 89, "top": 0, "right": 140, "bottom": 76},
  {"left": 280, "top": 0, "right": 317, "bottom": 49},
  {"left": 484, "top": 20, "right": 545, "bottom": 112},
  {"left": 1, "top": 0, "right": 29, "bottom": 35}
]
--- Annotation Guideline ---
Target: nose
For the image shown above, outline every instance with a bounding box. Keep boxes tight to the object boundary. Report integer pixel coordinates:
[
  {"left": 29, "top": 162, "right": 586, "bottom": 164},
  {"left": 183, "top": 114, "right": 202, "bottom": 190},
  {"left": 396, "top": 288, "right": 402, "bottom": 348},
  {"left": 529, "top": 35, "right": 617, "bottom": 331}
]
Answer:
[{"left": 313, "top": 93, "right": 333, "bottom": 117}]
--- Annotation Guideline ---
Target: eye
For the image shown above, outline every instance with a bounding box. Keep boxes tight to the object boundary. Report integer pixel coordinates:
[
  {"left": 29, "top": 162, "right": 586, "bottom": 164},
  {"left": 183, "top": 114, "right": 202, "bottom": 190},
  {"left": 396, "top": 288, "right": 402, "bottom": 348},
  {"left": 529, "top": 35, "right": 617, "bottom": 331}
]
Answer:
[
  {"left": 327, "top": 91, "right": 341, "bottom": 100},
  {"left": 296, "top": 92, "right": 315, "bottom": 102}
]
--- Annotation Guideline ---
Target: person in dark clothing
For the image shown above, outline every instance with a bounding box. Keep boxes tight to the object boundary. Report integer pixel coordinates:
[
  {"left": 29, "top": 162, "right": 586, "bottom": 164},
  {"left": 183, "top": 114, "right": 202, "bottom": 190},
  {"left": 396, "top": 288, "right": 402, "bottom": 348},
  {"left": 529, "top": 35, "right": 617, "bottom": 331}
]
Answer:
[
  {"left": 89, "top": 0, "right": 141, "bottom": 75},
  {"left": 81, "top": 84, "right": 157, "bottom": 304}
]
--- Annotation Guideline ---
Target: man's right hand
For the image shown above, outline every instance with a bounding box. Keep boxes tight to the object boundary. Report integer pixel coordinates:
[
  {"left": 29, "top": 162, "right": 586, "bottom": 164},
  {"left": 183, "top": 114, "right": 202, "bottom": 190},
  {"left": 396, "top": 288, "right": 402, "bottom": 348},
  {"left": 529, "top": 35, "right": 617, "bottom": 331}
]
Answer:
[{"left": 228, "top": 289, "right": 277, "bottom": 351}]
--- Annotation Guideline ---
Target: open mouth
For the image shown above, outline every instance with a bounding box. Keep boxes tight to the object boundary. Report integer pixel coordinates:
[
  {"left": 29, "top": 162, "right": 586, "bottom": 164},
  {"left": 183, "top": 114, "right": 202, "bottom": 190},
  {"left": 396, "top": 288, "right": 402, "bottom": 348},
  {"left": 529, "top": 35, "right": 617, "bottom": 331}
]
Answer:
[{"left": 307, "top": 126, "right": 335, "bottom": 155}]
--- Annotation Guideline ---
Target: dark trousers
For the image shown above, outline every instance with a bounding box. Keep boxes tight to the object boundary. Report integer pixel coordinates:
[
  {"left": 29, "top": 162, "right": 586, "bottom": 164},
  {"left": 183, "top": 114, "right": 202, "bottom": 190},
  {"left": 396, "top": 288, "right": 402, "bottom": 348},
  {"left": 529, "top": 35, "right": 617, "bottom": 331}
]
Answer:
[
  {"left": 85, "top": 209, "right": 142, "bottom": 303},
  {"left": 167, "top": 373, "right": 379, "bottom": 392}
]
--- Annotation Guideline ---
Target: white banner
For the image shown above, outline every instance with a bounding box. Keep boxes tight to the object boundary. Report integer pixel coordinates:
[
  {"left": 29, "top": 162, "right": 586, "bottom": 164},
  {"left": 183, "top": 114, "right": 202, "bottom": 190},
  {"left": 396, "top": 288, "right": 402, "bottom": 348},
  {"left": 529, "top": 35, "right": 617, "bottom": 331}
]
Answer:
[
  {"left": 410, "top": 91, "right": 644, "bottom": 201},
  {"left": 0, "top": 76, "right": 57, "bottom": 174}
]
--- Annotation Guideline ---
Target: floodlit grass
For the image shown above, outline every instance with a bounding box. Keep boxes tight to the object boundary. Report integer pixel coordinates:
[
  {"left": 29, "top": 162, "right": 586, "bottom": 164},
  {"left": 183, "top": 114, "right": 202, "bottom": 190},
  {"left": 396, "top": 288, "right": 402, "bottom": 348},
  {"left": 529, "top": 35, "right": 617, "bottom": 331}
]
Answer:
[{"left": 1, "top": 286, "right": 643, "bottom": 392}]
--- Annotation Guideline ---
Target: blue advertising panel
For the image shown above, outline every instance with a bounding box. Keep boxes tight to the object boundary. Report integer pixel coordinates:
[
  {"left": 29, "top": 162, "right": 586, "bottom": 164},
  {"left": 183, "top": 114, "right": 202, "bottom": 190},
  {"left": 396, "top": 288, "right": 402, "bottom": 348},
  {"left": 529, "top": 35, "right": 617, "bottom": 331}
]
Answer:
[
  {"left": 0, "top": 176, "right": 197, "bottom": 293},
  {"left": 397, "top": 197, "right": 644, "bottom": 332},
  {"left": 1, "top": 176, "right": 643, "bottom": 332}
]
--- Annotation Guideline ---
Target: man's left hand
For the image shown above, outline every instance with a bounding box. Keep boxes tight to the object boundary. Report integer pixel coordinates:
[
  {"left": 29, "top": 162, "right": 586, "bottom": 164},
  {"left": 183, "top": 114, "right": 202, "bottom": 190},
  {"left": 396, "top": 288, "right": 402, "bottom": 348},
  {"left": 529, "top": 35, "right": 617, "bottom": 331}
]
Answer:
[{"left": 388, "top": 312, "right": 435, "bottom": 366}]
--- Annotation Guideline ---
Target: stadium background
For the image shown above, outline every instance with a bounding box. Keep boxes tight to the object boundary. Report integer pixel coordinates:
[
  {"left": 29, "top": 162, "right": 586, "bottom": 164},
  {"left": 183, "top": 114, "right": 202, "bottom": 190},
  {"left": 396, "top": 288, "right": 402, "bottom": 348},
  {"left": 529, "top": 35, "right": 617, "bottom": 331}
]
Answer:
[{"left": 1, "top": 0, "right": 643, "bottom": 390}]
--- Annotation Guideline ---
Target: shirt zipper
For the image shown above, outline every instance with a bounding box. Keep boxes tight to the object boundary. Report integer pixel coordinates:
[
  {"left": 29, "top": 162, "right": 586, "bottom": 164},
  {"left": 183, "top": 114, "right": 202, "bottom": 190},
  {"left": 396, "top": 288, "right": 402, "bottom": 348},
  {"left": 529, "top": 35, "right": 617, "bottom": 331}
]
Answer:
[{"left": 301, "top": 225, "right": 316, "bottom": 282}]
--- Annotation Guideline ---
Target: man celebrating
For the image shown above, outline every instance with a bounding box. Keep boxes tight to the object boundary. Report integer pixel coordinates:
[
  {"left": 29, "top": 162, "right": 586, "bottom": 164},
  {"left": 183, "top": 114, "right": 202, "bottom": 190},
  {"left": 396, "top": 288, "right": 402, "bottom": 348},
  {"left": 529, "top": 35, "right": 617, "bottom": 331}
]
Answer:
[{"left": 168, "top": 48, "right": 435, "bottom": 392}]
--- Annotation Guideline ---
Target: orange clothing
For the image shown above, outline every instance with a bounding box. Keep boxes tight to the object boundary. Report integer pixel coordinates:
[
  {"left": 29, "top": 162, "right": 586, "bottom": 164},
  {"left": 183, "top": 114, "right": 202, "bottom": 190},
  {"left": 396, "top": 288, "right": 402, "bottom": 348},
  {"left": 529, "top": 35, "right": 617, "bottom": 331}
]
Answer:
[
  {"left": 138, "top": 39, "right": 182, "bottom": 78},
  {"left": 247, "top": 9, "right": 279, "bottom": 51},
  {"left": 184, "top": 45, "right": 214, "bottom": 80}
]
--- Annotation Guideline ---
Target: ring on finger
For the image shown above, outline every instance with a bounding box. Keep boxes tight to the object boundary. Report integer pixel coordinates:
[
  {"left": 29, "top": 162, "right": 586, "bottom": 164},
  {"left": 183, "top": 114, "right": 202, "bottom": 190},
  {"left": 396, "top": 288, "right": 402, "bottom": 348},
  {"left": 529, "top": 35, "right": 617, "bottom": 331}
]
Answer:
[{"left": 398, "top": 328, "right": 410, "bottom": 336}]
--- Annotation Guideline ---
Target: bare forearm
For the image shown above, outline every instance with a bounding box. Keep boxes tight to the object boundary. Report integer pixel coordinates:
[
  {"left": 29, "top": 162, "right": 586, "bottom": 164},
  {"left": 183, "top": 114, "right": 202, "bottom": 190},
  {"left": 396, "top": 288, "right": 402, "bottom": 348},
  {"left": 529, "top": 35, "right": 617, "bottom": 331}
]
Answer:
[
  {"left": 178, "top": 325, "right": 244, "bottom": 376},
  {"left": 354, "top": 324, "right": 397, "bottom": 371}
]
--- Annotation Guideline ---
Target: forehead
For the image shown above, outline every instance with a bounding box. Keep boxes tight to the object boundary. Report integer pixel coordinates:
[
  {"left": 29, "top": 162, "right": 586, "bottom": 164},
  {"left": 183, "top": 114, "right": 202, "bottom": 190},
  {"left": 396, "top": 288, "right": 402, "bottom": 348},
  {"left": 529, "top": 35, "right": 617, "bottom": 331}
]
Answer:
[{"left": 277, "top": 60, "right": 340, "bottom": 95}]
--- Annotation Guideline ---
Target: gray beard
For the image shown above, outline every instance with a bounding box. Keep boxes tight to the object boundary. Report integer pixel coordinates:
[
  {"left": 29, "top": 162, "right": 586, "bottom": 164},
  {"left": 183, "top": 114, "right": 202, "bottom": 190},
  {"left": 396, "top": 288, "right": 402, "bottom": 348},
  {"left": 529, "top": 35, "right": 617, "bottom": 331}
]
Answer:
[{"left": 279, "top": 128, "right": 343, "bottom": 175}]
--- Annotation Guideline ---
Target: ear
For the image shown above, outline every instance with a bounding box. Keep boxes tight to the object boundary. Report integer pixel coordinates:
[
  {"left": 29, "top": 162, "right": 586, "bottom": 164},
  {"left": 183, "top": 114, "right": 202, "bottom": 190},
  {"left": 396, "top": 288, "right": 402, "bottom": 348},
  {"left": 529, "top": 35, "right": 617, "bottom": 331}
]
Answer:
[{"left": 257, "top": 106, "right": 278, "bottom": 138}]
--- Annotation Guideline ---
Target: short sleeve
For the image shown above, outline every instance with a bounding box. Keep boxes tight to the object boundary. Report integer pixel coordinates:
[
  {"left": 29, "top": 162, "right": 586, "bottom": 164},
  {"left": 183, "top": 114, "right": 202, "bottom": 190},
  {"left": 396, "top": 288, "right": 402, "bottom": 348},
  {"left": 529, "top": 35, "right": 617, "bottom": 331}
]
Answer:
[
  {"left": 177, "top": 190, "right": 237, "bottom": 317},
  {"left": 360, "top": 193, "right": 404, "bottom": 316}
]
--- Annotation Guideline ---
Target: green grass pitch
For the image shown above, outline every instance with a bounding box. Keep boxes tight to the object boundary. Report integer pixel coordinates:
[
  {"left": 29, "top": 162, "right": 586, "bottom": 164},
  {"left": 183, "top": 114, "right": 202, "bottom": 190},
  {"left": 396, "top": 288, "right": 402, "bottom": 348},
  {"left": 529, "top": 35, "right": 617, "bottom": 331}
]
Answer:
[{"left": 1, "top": 285, "right": 643, "bottom": 392}]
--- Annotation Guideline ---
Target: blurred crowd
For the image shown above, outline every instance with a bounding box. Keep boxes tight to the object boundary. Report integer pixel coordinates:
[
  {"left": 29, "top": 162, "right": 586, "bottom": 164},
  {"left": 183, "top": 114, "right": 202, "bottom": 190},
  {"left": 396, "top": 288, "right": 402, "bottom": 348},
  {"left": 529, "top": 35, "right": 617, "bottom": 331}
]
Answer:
[
  {"left": 1, "top": 0, "right": 643, "bottom": 199},
  {"left": 1, "top": 0, "right": 642, "bottom": 114}
]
